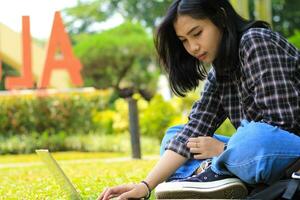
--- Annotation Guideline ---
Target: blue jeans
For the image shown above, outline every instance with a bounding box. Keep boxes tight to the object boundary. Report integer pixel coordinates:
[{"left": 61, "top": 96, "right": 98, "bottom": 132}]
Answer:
[
  {"left": 160, "top": 125, "right": 230, "bottom": 181},
  {"left": 160, "top": 120, "right": 300, "bottom": 184}
]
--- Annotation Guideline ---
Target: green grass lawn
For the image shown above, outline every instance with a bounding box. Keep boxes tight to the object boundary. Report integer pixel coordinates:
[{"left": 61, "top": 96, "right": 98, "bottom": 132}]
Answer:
[{"left": 0, "top": 152, "right": 158, "bottom": 200}]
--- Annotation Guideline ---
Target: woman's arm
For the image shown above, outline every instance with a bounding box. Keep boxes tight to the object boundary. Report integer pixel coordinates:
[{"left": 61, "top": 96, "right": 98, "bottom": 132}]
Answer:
[
  {"left": 144, "top": 150, "right": 187, "bottom": 189},
  {"left": 99, "top": 70, "right": 228, "bottom": 200},
  {"left": 165, "top": 68, "right": 227, "bottom": 159},
  {"left": 98, "top": 150, "right": 187, "bottom": 200}
]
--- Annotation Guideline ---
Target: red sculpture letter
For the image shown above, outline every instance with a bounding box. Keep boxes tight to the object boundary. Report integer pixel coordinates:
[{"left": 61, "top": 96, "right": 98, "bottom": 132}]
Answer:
[
  {"left": 40, "top": 11, "right": 83, "bottom": 88},
  {"left": 6, "top": 16, "right": 34, "bottom": 89}
]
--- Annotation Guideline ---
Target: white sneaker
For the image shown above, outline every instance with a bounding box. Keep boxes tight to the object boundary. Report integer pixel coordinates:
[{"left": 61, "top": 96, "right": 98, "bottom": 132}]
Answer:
[{"left": 155, "top": 178, "right": 248, "bottom": 199}]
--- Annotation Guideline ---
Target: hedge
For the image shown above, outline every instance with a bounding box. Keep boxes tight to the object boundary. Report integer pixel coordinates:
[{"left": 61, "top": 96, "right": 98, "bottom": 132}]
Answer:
[
  {"left": 0, "top": 88, "right": 111, "bottom": 137},
  {"left": 0, "top": 88, "right": 236, "bottom": 154}
]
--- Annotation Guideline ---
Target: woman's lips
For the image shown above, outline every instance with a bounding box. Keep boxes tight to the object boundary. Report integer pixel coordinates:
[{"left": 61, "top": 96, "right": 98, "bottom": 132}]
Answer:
[{"left": 197, "top": 52, "right": 207, "bottom": 61}]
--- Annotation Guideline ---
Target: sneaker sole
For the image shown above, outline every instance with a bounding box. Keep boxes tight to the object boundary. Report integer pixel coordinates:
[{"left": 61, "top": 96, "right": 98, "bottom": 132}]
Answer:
[{"left": 155, "top": 178, "right": 248, "bottom": 199}]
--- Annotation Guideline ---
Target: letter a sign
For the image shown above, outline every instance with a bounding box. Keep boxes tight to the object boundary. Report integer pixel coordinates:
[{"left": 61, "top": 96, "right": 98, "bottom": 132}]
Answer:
[{"left": 40, "top": 12, "right": 82, "bottom": 88}]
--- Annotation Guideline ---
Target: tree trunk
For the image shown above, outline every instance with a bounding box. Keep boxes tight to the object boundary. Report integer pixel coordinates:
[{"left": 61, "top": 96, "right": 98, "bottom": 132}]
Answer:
[
  {"left": 128, "top": 97, "right": 141, "bottom": 159},
  {"left": 254, "top": 0, "right": 272, "bottom": 26},
  {"left": 230, "top": 0, "right": 249, "bottom": 19}
]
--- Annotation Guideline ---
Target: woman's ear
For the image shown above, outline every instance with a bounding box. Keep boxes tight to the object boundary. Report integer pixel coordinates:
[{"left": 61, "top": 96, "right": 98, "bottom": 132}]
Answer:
[
  {"left": 220, "top": 7, "right": 227, "bottom": 28},
  {"left": 220, "top": 7, "right": 227, "bottom": 18}
]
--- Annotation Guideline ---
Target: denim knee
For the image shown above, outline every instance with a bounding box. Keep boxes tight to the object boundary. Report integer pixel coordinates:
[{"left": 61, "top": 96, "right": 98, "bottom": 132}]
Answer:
[
  {"left": 228, "top": 121, "right": 300, "bottom": 156},
  {"left": 212, "top": 120, "right": 300, "bottom": 184}
]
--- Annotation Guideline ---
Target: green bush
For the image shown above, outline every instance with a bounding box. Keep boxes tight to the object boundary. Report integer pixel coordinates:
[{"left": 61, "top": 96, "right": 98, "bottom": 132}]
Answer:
[
  {"left": 216, "top": 118, "right": 236, "bottom": 137},
  {"left": 0, "top": 86, "right": 238, "bottom": 154},
  {"left": 139, "top": 94, "right": 179, "bottom": 141},
  {"left": 288, "top": 30, "right": 300, "bottom": 49},
  {"left": 0, "top": 89, "right": 112, "bottom": 137},
  {"left": 0, "top": 132, "right": 159, "bottom": 155},
  {"left": 0, "top": 131, "right": 67, "bottom": 154}
]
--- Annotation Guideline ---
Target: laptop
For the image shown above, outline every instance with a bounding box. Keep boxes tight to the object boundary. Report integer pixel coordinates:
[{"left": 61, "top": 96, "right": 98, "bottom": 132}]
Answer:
[{"left": 35, "top": 149, "right": 82, "bottom": 200}]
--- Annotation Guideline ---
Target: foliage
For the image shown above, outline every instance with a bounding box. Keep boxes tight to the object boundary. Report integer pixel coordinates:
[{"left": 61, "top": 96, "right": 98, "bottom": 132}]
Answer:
[
  {"left": 107, "top": 0, "right": 173, "bottom": 28},
  {"left": 0, "top": 132, "right": 160, "bottom": 155},
  {"left": 0, "top": 151, "right": 125, "bottom": 164},
  {"left": 0, "top": 87, "right": 236, "bottom": 154},
  {"left": 63, "top": 0, "right": 172, "bottom": 34},
  {"left": 0, "top": 89, "right": 112, "bottom": 138},
  {"left": 288, "top": 30, "right": 300, "bottom": 49},
  {"left": 74, "top": 22, "right": 160, "bottom": 98},
  {"left": 271, "top": 0, "right": 300, "bottom": 37},
  {"left": 0, "top": 62, "right": 20, "bottom": 90},
  {"left": 0, "top": 131, "right": 67, "bottom": 154},
  {"left": 63, "top": 0, "right": 112, "bottom": 35},
  {"left": 216, "top": 118, "right": 236, "bottom": 137},
  {"left": 64, "top": 0, "right": 300, "bottom": 38},
  {"left": 111, "top": 98, "right": 129, "bottom": 134},
  {"left": 139, "top": 90, "right": 236, "bottom": 141},
  {"left": 139, "top": 94, "right": 179, "bottom": 141},
  {"left": 0, "top": 152, "right": 158, "bottom": 199},
  {"left": 245, "top": 0, "right": 300, "bottom": 37}
]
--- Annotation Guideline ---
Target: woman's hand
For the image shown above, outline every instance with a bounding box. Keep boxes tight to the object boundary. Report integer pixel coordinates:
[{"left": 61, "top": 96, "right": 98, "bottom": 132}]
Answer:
[
  {"left": 97, "top": 182, "right": 148, "bottom": 200},
  {"left": 187, "top": 136, "right": 225, "bottom": 160}
]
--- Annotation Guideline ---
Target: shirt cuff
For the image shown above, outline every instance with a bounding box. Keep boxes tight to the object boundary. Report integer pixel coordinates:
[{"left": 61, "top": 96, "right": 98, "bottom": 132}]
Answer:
[{"left": 165, "top": 139, "right": 192, "bottom": 159}]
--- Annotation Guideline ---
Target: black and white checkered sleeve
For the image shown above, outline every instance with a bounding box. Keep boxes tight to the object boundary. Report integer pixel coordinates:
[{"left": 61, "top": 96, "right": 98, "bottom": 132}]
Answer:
[{"left": 165, "top": 68, "right": 227, "bottom": 158}]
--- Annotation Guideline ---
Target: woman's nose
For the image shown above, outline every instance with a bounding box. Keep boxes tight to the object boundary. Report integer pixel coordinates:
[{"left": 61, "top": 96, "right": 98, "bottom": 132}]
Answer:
[{"left": 191, "top": 43, "right": 200, "bottom": 53}]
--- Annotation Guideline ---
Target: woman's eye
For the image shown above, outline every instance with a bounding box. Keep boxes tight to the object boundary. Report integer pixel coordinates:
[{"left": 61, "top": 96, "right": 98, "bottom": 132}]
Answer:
[
  {"left": 193, "top": 31, "right": 202, "bottom": 37},
  {"left": 181, "top": 39, "right": 187, "bottom": 43}
]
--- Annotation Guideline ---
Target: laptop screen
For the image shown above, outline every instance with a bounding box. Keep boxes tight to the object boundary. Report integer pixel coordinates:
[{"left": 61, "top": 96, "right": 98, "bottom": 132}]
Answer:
[{"left": 36, "top": 149, "right": 82, "bottom": 200}]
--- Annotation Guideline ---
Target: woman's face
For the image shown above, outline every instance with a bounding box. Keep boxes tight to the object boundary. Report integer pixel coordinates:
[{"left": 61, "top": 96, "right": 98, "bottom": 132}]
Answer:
[{"left": 173, "top": 15, "right": 223, "bottom": 63}]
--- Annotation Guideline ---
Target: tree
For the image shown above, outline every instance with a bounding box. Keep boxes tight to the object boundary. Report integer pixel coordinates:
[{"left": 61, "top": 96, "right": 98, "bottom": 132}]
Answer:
[
  {"left": 230, "top": 0, "right": 249, "bottom": 19},
  {"left": 107, "top": 0, "right": 173, "bottom": 28},
  {"left": 74, "top": 22, "right": 160, "bottom": 100},
  {"left": 247, "top": 0, "right": 300, "bottom": 37},
  {"left": 63, "top": 0, "right": 111, "bottom": 35},
  {"left": 272, "top": 0, "right": 300, "bottom": 37},
  {"left": 254, "top": 0, "right": 272, "bottom": 25},
  {"left": 0, "top": 62, "right": 20, "bottom": 90},
  {"left": 63, "top": 0, "right": 172, "bottom": 35},
  {"left": 74, "top": 22, "right": 160, "bottom": 159},
  {"left": 64, "top": 0, "right": 300, "bottom": 38}
]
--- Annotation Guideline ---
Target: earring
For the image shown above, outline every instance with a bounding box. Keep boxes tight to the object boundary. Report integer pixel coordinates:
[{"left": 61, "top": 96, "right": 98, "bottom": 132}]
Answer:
[{"left": 220, "top": 7, "right": 227, "bottom": 18}]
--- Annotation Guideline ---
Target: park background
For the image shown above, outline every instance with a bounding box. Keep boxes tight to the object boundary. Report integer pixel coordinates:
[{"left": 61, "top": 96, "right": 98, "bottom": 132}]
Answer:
[{"left": 0, "top": 0, "right": 299, "bottom": 199}]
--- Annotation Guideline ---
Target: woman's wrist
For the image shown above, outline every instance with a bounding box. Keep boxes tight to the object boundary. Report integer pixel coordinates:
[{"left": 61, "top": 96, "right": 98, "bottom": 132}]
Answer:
[{"left": 140, "top": 180, "right": 151, "bottom": 199}]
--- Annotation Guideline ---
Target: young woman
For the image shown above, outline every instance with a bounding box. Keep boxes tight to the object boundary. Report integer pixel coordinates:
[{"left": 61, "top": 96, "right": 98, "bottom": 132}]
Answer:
[{"left": 98, "top": 0, "right": 300, "bottom": 199}]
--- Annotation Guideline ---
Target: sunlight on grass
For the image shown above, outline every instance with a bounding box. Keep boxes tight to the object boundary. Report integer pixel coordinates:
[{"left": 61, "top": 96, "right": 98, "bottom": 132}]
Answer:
[{"left": 0, "top": 153, "right": 158, "bottom": 199}]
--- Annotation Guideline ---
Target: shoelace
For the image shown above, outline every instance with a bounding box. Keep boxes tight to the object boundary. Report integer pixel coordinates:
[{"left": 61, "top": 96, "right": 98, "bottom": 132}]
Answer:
[{"left": 194, "top": 159, "right": 212, "bottom": 176}]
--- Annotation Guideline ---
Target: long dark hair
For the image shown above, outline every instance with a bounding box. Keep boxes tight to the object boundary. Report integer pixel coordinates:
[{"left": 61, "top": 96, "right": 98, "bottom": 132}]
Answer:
[{"left": 155, "top": 0, "right": 269, "bottom": 96}]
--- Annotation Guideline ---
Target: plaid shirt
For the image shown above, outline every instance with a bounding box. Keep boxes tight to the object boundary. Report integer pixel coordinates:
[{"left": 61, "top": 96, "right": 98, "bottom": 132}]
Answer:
[{"left": 166, "top": 28, "right": 300, "bottom": 158}]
